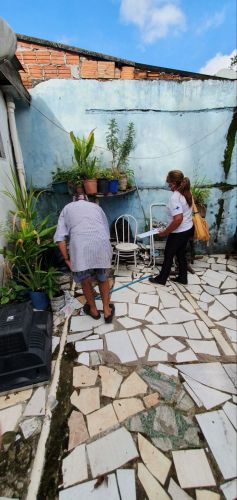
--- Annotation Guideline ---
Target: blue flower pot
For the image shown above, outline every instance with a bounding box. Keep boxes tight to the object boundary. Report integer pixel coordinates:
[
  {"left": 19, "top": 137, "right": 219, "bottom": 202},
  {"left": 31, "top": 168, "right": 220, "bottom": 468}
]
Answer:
[
  {"left": 29, "top": 291, "right": 49, "bottom": 310},
  {"left": 52, "top": 181, "right": 69, "bottom": 194},
  {"left": 108, "top": 179, "right": 119, "bottom": 194}
]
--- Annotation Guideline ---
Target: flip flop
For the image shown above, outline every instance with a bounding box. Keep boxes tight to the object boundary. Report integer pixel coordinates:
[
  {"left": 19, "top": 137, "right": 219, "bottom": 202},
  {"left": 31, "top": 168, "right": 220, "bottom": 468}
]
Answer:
[
  {"left": 83, "top": 303, "right": 101, "bottom": 320},
  {"left": 104, "top": 303, "right": 115, "bottom": 324}
]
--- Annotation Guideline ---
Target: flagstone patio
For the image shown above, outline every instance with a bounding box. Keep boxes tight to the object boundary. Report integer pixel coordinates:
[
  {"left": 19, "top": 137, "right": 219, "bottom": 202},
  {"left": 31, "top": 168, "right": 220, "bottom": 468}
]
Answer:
[{"left": 0, "top": 254, "right": 236, "bottom": 499}]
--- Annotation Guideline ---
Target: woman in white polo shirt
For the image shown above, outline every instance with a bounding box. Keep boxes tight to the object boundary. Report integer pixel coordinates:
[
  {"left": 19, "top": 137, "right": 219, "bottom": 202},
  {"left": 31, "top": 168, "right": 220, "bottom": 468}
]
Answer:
[{"left": 149, "top": 170, "right": 194, "bottom": 285}]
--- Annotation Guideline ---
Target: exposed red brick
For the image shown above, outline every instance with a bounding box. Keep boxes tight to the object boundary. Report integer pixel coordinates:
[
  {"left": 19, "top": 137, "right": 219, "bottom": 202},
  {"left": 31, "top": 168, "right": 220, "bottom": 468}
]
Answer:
[
  {"left": 66, "top": 53, "right": 80, "bottom": 65},
  {"left": 16, "top": 52, "right": 24, "bottom": 64},
  {"left": 27, "top": 65, "right": 43, "bottom": 78},
  {"left": 36, "top": 50, "right": 51, "bottom": 64},
  {"left": 134, "top": 70, "right": 148, "bottom": 79},
  {"left": 97, "top": 61, "right": 115, "bottom": 79},
  {"left": 21, "top": 52, "right": 37, "bottom": 64},
  {"left": 43, "top": 66, "right": 58, "bottom": 77},
  {"left": 114, "top": 67, "right": 121, "bottom": 79},
  {"left": 57, "top": 66, "right": 71, "bottom": 78},
  {"left": 120, "top": 66, "right": 135, "bottom": 79},
  {"left": 80, "top": 60, "right": 98, "bottom": 78},
  {"left": 50, "top": 50, "right": 65, "bottom": 64}
]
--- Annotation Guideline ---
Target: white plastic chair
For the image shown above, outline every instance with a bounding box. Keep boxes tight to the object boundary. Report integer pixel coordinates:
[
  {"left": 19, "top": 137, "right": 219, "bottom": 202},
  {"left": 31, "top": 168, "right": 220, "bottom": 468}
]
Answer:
[{"left": 114, "top": 214, "right": 139, "bottom": 270}]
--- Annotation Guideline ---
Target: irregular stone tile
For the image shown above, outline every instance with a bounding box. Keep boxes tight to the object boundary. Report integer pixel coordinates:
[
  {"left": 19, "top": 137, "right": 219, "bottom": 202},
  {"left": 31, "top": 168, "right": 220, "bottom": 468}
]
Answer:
[
  {"left": 196, "top": 308, "right": 215, "bottom": 327},
  {"left": 168, "top": 478, "right": 192, "bottom": 499},
  {"left": 116, "top": 469, "right": 136, "bottom": 500},
  {"left": 128, "top": 303, "right": 149, "bottom": 320},
  {"left": 119, "top": 372, "right": 148, "bottom": 398},
  {"left": 211, "top": 329, "right": 235, "bottom": 356},
  {"left": 99, "top": 366, "right": 123, "bottom": 398},
  {"left": 158, "top": 290, "right": 180, "bottom": 308},
  {"left": 197, "top": 410, "right": 237, "bottom": 480},
  {"left": 212, "top": 263, "right": 226, "bottom": 271},
  {"left": 110, "top": 288, "right": 138, "bottom": 303},
  {"left": 145, "top": 308, "right": 166, "bottom": 324},
  {"left": 223, "top": 364, "right": 237, "bottom": 386},
  {"left": 62, "top": 444, "right": 88, "bottom": 488},
  {"left": 70, "top": 388, "right": 100, "bottom": 415},
  {"left": 113, "top": 398, "right": 144, "bottom": 422},
  {"left": 217, "top": 317, "right": 237, "bottom": 330},
  {"left": 186, "top": 284, "right": 203, "bottom": 294},
  {"left": 220, "top": 478, "right": 237, "bottom": 500},
  {"left": 172, "top": 449, "right": 216, "bottom": 488},
  {"left": 198, "top": 301, "right": 208, "bottom": 311},
  {"left": 148, "top": 347, "right": 168, "bottom": 361},
  {"left": 184, "top": 292, "right": 199, "bottom": 310},
  {"left": 196, "top": 320, "right": 213, "bottom": 339},
  {"left": 23, "top": 387, "right": 46, "bottom": 416},
  {"left": 177, "top": 362, "right": 236, "bottom": 394},
  {"left": 187, "top": 339, "right": 220, "bottom": 356},
  {"left": 117, "top": 316, "right": 142, "bottom": 329},
  {"left": 216, "top": 293, "right": 237, "bottom": 311},
  {"left": 184, "top": 320, "right": 202, "bottom": 339},
  {"left": 143, "top": 392, "right": 160, "bottom": 408},
  {"left": 139, "top": 368, "right": 177, "bottom": 400},
  {"left": 154, "top": 405, "right": 178, "bottom": 434},
  {"left": 0, "top": 404, "right": 23, "bottom": 434},
  {"left": 87, "top": 334, "right": 100, "bottom": 340},
  {"left": 138, "top": 462, "right": 170, "bottom": 499},
  {"left": 202, "top": 285, "right": 220, "bottom": 296},
  {"left": 59, "top": 473, "right": 120, "bottom": 500},
  {"left": 75, "top": 339, "right": 104, "bottom": 352},
  {"left": 202, "top": 269, "right": 224, "bottom": 286},
  {"left": 105, "top": 330, "right": 138, "bottom": 363},
  {"left": 138, "top": 433, "right": 171, "bottom": 485},
  {"left": 175, "top": 389, "right": 195, "bottom": 411},
  {"left": 67, "top": 331, "right": 93, "bottom": 343},
  {"left": 222, "top": 401, "right": 237, "bottom": 429},
  {"left": 225, "top": 328, "right": 237, "bottom": 343},
  {"left": 181, "top": 374, "right": 231, "bottom": 410},
  {"left": 87, "top": 427, "right": 138, "bottom": 477},
  {"left": 68, "top": 411, "right": 89, "bottom": 450},
  {"left": 138, "top": 293, "right": 159, "bottom": 308},
  {"left": 221, "top": 276, "right": 237, "bottom": 289},
  {"left": 77, "top": 353, "right": 90, "bottom": 366},
  {"left": 148, "top": 324, "right": 187, "bottom": 337},
  {"left": 20, "top": 417, "right": 42, "bottom": 439},
  {"left": 90, "top": 351, "right": 102, "bottom": 366},
  {"left": 159, "top": 337, "right": 185, "bottom": 355},
  {"left": 0, "top": 389, "right": 32, "bottom": 410},
  {"left": 94, "top": 322, "right": 114, "bottom": 335},
  {"left": 129, "top": 282, "right": 156, "bottom": 294},
  {"left": 155, "top": 363, "right": 178, "bottom": 378},
  {"left": 114, "top": 302, "right": 127, "bottom": 316},
  {"left": 143, "top": 328, "right": 161, "bottom": 346},
  {"left": 87, "top": 404, "right": 118, "bottom": 437},
  {"left": 196, "top": 490, "right": 220, "bottom": 500},
  {"left": 70, "top": 315, "right": 104, "bottom": 332},
  {"left": 180, "top": 300, "right": 195, "bottom": 313},
  {"left": 73, "top": 366, "right": 97, "bottom": 387},
  {"left": 128, "top": 328, "right": 148, "bottom": 357},
  {"left": 161, "top": 308, "right": 197, "bottom": 323},
  {"left": 183, "top": 382, "right": 203, "bottom": 407},
  {"left": 208, "top": 301, "right": 230, "bottom": 321},
  {"left": 176, "top": 348, "right": 198, "bottom": 362},
  {"left": 200, "top": 292, "right": 214, "bottom": 303}
]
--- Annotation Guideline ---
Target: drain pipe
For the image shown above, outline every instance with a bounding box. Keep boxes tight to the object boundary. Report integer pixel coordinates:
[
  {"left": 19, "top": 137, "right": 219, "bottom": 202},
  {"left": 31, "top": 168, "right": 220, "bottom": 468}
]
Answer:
[{"left": 6, "top": 96, "right": 26, "bottom": 192}]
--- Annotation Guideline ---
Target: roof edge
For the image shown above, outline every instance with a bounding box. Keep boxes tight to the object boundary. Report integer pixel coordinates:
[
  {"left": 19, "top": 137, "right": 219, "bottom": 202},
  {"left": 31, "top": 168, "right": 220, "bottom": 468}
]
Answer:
[{"left": 16, "top": 33, "right": 231, "bottom": 81}]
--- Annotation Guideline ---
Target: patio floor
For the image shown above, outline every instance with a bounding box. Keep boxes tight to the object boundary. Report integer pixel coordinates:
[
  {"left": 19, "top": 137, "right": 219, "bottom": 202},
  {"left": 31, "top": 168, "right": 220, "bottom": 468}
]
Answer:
[{"left": 0, "top": 254, "right": 236, "bottom": 499}]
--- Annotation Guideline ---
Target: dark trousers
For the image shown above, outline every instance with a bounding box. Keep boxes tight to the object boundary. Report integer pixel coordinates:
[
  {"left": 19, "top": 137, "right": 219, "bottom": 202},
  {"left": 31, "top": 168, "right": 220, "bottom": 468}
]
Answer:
[{"left": 158, "top": 226, "right": 194, "bottom": 284}]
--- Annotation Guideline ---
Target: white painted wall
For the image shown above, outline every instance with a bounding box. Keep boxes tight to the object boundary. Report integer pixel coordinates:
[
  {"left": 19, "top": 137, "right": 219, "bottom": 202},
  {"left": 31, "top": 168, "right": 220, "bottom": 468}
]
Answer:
[{"left": 0, "top": 89, "right": 15, "bottom": 284}]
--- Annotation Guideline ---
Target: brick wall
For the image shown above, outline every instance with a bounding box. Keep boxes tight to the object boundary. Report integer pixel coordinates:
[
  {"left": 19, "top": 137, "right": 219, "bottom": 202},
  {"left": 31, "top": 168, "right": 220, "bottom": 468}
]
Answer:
[{"left": 16, "top": 39, "right": 190, "bottom": 89}]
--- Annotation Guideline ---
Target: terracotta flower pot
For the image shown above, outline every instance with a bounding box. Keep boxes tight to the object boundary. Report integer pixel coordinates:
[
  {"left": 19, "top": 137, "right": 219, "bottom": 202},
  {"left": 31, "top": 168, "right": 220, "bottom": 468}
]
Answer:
[{"left": 83, "top": 179, "right": 97, "bottom": 195}]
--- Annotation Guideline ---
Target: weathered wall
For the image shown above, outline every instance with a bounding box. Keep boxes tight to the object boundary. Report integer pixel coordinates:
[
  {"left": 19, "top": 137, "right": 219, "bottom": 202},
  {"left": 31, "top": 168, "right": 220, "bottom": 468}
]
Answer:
[
  {"left": 15, "top": 79, "right": 237, "bottom": 251},
  {"left": 0, "top": 90, "right": 16, "bottom": 284}
]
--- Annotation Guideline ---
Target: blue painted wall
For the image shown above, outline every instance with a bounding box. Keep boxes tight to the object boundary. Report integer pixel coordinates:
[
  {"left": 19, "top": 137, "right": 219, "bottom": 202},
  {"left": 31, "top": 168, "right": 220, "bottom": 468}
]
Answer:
[{"left": 15, "top": 79, "right": 237, "bottom": 251}]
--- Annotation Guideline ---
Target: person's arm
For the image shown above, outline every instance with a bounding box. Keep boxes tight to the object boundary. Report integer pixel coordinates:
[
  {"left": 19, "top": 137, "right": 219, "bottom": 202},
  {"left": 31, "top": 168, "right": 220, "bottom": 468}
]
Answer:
[
  {"left": 57, "top": 241, "right": 71, "bottom": 269},
  {"left": 158, "top": 213, "right": 183, "bottom": 237}
]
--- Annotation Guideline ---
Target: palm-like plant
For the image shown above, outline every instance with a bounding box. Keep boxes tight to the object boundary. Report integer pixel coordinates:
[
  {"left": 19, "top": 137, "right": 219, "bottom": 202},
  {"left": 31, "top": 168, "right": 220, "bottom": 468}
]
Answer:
[{"left": 70, "top": 130, "right": 95, "bottom": 170}]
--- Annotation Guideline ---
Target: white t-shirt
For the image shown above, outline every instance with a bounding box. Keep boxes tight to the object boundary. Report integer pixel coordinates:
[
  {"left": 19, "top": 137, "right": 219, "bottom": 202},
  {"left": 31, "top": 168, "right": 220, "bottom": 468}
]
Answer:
[{"left": 167, "top": 191, "right": 193, "bottom": 233}]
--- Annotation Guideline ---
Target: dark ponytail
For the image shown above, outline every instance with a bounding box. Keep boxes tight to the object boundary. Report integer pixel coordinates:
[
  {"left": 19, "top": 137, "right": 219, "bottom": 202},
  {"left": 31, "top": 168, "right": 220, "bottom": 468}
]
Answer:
[{"left": 166, "top": 170, "right": 192, "bottom": 207}]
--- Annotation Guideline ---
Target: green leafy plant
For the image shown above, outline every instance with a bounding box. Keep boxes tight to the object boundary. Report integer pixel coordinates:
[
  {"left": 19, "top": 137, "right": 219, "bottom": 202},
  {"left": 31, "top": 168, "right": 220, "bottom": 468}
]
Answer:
[
  {"left": 191, "top": 178, "right": 210, "bottom": 207},
  {"left": 51, "top": 167, "right": 72, "bottom": 183},
  {"left": 70, "top": 130, "right": 95, "bottom": 169},
  {"left": 0, "top": 280, "right": 26, "bottom": 305},
  {"left": 2, "top": 170, "right": 43, "bottom": 223},
  {"left": 106, "top": 119, "right": 135, "bottom": 172},
  {"left": 18, "top": 261, "right": 61, "bottom": 299}
]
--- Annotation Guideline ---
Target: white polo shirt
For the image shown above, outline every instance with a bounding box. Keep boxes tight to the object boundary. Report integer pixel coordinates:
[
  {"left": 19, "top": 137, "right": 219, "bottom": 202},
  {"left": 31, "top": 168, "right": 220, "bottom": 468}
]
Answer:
[{"left": 167, "top": 191, "right": 193, "bottom": 233}]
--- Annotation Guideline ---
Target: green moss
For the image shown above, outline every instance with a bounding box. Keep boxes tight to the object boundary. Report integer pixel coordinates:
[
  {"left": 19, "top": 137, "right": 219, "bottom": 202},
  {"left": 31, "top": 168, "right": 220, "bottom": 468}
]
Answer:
[
  {"left": 222, "top": 107, "right": 237, "bottom": 179},
  {"left": 214, "top": 198, "right": 225, "bottom": 242}
]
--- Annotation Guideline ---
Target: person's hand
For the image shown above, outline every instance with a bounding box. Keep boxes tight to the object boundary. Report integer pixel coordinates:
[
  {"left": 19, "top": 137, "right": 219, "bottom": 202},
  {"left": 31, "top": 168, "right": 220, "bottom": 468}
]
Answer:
[
  {"left": 65, "top": 259, "right": 72, "bottom": 269},
  {"left": 157, "top": 230, "right": 166, "bottom": 238}
]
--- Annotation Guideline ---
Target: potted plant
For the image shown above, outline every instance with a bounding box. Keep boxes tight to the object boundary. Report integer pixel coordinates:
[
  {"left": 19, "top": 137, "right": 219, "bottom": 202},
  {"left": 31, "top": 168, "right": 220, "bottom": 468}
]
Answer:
[
  {"left": 67, "top": 167, "right": 84, "bottom": 195},
  {"left": 70, "top": 129, "right": 98, "bottom": 194},
  {"left": 97, "top": 168, "right": 110, "bottom": 195},
  {"left": 106, "top": 119, "right": 135, "bottom": 191},
  {"left": 191, "top": 180, "right": 209, "bottom": 218},
  {"left": 51, "top": 167, "right": 71, "bottom": 194},
  {"left": 0, "top": 279, "right": 26, "bottom": 305},
  {"left": 18, "top": 262, "right": 61, "bottom": 310}
]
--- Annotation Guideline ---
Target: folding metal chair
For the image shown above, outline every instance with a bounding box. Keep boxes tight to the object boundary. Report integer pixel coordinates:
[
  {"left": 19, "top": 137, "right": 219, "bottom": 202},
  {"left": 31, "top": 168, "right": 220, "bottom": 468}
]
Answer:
[{"left": 114, "top": 214, "right": 139, "bottom": 270}]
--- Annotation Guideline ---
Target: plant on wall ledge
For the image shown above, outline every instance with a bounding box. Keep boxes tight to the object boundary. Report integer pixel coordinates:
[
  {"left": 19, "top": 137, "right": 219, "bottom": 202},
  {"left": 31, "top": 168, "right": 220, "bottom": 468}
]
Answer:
[
  {"left": 106, "top": 119, "right": 135, "bottom": 190},
  {"left": 70, "top": 129, "right": 98, "bottom": 194},
  {"left": 191, "top": 177, "right": 210, "bottom": 218}
]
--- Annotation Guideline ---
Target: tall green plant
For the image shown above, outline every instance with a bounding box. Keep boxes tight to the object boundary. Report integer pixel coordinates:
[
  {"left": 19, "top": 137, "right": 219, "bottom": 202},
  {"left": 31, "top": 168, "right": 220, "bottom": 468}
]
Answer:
[
  {"left": 106, "top": 119, "right": 135, "bottom": 172},
  {"left": 2, "top": 170, "right": 43, "bottom": 223},
  {"left": 70, "top": 130, "right": 95, "bottom": 169}
]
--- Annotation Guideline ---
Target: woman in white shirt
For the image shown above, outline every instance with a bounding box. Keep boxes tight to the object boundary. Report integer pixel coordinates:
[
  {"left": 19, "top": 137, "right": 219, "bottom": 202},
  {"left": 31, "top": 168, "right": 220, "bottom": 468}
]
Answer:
[{"left": 149, "top": 170, "right": 194, "bottom": 285}]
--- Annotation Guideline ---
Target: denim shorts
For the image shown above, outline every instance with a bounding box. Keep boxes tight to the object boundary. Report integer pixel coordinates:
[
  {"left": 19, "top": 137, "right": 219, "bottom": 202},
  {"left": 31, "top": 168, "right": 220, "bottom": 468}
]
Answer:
[{"left": 73, "top": 268, "right": 108, "bottom": 283}]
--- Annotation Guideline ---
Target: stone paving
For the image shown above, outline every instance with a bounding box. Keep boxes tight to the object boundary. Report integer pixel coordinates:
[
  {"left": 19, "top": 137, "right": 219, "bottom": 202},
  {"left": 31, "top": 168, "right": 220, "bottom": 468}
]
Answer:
[{"left": 0, "top": 254, "right": 236, "bottom": 499}]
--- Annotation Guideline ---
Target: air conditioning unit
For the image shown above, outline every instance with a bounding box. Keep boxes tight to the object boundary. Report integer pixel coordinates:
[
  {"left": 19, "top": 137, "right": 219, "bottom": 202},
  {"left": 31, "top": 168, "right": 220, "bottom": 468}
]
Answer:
[{"left": 0, "top": 302, "right": 52, "bottom": 393}]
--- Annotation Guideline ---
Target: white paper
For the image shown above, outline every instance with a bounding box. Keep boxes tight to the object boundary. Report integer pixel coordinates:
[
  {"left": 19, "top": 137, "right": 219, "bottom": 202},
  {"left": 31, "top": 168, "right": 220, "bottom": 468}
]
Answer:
[{"left": 137, "top": 229, "right": 159, "bottom": 239}]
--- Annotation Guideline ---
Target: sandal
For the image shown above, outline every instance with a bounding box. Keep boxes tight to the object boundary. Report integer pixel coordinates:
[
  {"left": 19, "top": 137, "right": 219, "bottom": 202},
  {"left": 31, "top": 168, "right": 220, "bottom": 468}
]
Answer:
[
  {"left": 83, "top": 303, "right": 101, "bottom": 320},
  {"left": 104, "top": 303, "right": 115, "bottom": 324}
]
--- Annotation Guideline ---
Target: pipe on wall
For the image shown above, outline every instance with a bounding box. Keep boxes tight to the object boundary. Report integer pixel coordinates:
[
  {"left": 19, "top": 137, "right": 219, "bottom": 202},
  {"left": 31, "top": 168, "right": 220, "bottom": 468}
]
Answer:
[{"left": 6, "top": 96, "right": 26, "bottom": 192}]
